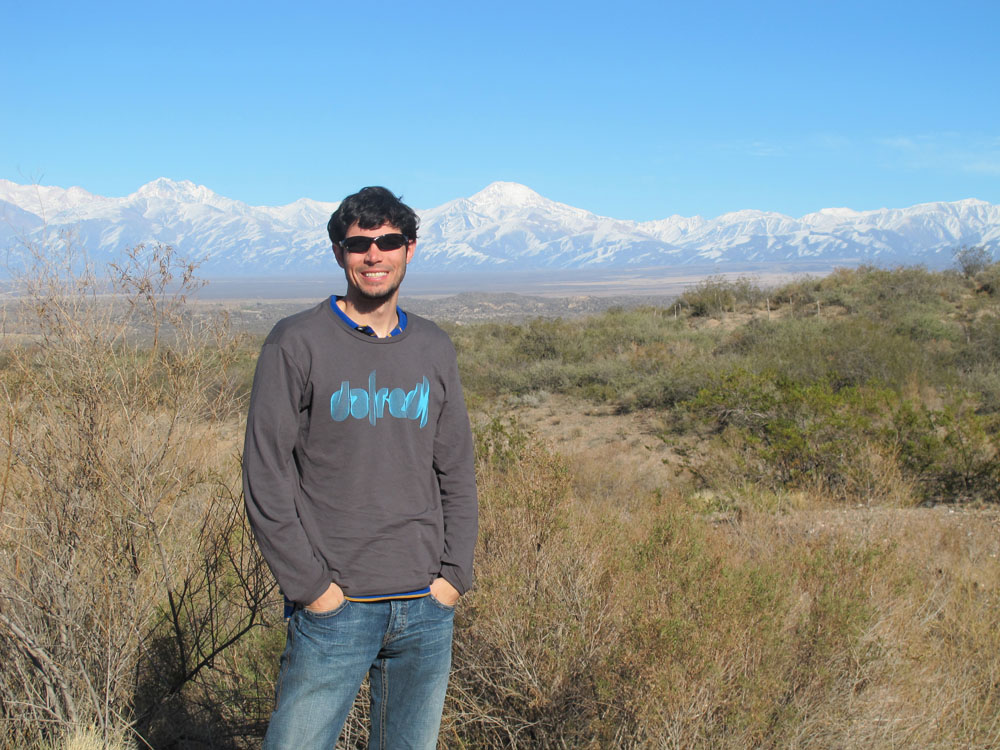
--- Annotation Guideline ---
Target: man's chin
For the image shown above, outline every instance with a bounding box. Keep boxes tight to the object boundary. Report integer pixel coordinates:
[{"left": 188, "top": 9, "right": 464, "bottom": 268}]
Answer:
[
  {"left": 356, "top": 286, "right": 399, "bottom": 302},
  {"left": 354, "top": 280, "right": 402, "bottom": 303}
]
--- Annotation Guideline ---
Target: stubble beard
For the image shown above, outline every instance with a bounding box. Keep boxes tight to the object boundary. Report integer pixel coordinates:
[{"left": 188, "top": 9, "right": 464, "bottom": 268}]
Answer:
[
  {"left": 350, "top": 265, "right": 406, "bottom": 305},
  {"left": 356, "top": 284, "right": 399, "bottom": 303}
]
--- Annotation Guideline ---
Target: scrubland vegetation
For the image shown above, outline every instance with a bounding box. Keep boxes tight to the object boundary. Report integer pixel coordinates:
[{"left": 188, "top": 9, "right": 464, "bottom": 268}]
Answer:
[{"left": 1, "top": 241, "right": 998, "bottom": 748}]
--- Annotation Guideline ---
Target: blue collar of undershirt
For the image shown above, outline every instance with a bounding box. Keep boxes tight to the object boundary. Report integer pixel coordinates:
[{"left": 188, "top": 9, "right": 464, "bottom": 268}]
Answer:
[{"left": 331, "top": 297, "right": 407, "bottom": 337}]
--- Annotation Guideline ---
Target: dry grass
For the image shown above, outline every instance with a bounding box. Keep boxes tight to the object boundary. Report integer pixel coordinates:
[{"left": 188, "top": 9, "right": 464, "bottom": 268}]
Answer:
[
  {"left": 58, "top": 726, "right": 129, "bottom": 750},
  {"left": 0, "top": 242, "right": 274, "bottom": 749},
  {"left": 2, "top": 248, "right": 998, "bottom": 748},
  {"left": 448, "top": 402, "right": 1000, "bottom": 748}
]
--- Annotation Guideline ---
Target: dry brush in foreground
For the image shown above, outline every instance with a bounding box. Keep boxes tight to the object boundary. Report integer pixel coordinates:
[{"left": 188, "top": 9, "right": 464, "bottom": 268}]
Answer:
[
  {"left": 1, "top": 247, "right": 997, "bottom": 748},
  {"left": 443, "top": 414, "right": 999, "bottom": 749},
  {"left": 0, "top": 242, "right": 275, "bottom": 749}
]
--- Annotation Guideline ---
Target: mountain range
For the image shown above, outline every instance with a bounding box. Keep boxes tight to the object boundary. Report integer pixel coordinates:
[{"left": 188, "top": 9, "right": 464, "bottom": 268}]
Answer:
[{"left": 1, "top": 178, "right": 997, "bottom": 276}]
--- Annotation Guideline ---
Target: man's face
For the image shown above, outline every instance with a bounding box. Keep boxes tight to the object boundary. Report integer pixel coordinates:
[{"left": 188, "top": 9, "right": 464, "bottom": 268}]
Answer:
[{"left": 334, "top": 222, "right": 415, "bottom": 304}]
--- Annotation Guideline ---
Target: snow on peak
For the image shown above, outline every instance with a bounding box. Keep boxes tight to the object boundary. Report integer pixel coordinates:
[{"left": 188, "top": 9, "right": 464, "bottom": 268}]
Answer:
[
  {"left": 0, "top": 179, "right": 101, "bottom": 212},
  {"left": 715, "top": 208, "right": 790, "bottom": 223},
  {"left": 257, "top": 197, "right": 340, "bottom": 226},
  {"left": 133, "top": 178, "right": 221, "bottom": 203},
  {"left": 468, "top": 181, "right": 545, "bottom": 208},
  {"left": 1, "top": 176, "right": 997, "bottom": 275},
  {"left": 800, "top": 207, "right": 863, "bottom": 227},
  {"left": 815, "top": 207, "right": 861, "bottom": 218}
]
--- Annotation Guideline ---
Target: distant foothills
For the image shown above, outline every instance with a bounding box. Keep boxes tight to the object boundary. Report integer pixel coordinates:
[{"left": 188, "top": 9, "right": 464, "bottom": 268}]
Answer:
[{"left": 1, "top": 178, "right": 998, "bottom": 277}]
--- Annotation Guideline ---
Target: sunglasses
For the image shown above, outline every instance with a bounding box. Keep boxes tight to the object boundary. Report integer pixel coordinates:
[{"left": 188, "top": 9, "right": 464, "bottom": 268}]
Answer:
[{"left": 338, "top": 233, "right": 410, "bottom": 254}]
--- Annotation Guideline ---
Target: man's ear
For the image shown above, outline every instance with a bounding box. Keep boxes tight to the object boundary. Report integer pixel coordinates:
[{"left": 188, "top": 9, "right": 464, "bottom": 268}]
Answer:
[
  {"left": 405, "top": 239, "right": 416, "bottom": 265},
  {"left": 332, "top": 243, "right": 346, "bottom": 269}
]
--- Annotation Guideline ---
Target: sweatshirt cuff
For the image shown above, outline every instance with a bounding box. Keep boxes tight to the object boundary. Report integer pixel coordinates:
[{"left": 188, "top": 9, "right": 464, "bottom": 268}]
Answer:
[
  {"left": 292, "top": 573, "right": 333, "bottom": 607},
  {"left": 439, "top": 563, "right": 472, "bottom": 596}
]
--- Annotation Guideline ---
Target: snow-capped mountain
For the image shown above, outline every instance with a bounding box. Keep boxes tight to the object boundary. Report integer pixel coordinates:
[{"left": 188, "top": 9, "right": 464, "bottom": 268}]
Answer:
[{"left": 1, "top": 178, "right": 997, "bottom": 276}]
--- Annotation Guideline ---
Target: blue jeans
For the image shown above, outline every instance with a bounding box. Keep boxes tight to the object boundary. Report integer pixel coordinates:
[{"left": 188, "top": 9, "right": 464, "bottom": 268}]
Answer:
[{"left": 263, "top": 595, "right": 455, "bottom": 750}]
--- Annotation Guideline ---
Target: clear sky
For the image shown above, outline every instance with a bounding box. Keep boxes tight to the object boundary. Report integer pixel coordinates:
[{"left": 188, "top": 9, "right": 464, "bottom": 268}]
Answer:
[{"left": 2, "top": 0, "right": 998, "bottom": 221}]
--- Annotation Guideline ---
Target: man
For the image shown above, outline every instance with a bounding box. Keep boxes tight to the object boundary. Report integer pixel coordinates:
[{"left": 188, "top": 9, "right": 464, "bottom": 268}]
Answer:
[{"left": 243, "top": 186, "right": 478, "bottom": 749}]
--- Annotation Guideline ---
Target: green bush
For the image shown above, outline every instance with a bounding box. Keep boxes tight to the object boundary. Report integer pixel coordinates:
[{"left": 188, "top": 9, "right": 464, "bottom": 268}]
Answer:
[
  {"left": 974, "top": 261, "right": 1000, "bottom": 295},
  {"left": 678, "top": 369, "right": 999, "bottom": 504},
  {"left": 893, "top": 394, "right": 1000, "bottom": 502},
  {"left": 717, "top": 316, "right": 940, "bottom": 391},
  {"left": 771, "top": 265, "right": 964, "bottom": 317},
  {"left": 681, "top": 371, "right": 892, "bottom": 497}
]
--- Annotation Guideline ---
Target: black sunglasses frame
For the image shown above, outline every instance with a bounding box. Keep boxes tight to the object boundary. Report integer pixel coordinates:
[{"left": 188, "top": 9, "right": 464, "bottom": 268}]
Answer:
[{"left": 338, "top": 233, "right": 411, "bottom": 254}]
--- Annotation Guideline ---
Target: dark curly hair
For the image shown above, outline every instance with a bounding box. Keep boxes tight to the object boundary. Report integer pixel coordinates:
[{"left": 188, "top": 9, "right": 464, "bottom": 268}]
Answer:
[{"left": 327, "top": 186, "right": 419, "bottom": 245}]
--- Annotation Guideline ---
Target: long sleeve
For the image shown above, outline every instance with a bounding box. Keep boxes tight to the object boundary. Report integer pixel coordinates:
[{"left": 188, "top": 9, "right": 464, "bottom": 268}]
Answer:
[
  {"left": 432, "top": 350, "right": 479, "bottom": 595},
  {"left": 242, "top": 342, "right": 331, "bottom": 606}
]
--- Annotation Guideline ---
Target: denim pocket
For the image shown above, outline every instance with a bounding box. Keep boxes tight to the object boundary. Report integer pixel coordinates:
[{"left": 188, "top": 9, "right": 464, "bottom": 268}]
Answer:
[
  {"left": 301, "top": 598, "right": 349, "bottom": 619},
  {"left": 427, "top": 593, "right": 457, "bottom": 611}
]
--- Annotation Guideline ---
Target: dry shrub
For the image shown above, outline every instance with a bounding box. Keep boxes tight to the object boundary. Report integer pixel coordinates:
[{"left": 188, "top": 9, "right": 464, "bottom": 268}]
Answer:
[
  {"left": 447, "top": 418, "right": 869, "bottom": 748},
  {"left": 841, "top": 441, "right": 917, "bottom": 506},
  {"left": 446, "top": 416, "right": 638, "bottom": 748},
  {"left": 680, "top": 275, "right": 765, "bottom": 317},
  {"left": 687, "top": 430, "right": 921, "bottom": 512},
  {"left": 443, "top": 408, "right": 1000, "bottom": 749},
  {"left": 4, "top": 244, "right": 993, "bottom": 748},
  {"left": 0, "top": 240, "right": 273, "bottom": 748},
  {"left": 854, "top": 512, "right": 1000, "bottom": 749}
]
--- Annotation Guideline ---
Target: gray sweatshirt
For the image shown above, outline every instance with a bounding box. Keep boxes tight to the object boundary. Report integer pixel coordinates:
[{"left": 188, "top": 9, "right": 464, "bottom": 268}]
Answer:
[{"left": 242, "top": 299, "right": 478, "bottom": 606}]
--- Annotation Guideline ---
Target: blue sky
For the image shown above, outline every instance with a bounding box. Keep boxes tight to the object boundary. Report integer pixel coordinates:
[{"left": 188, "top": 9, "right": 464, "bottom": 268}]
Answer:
[{"left": 2, "top": 0, "right": 998, "bottom": 221}]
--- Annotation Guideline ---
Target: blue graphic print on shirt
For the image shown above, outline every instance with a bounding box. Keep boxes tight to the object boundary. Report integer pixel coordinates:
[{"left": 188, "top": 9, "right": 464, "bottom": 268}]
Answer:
[{"left": 330, "top": 371, "right": 431, "bottom": 428}]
